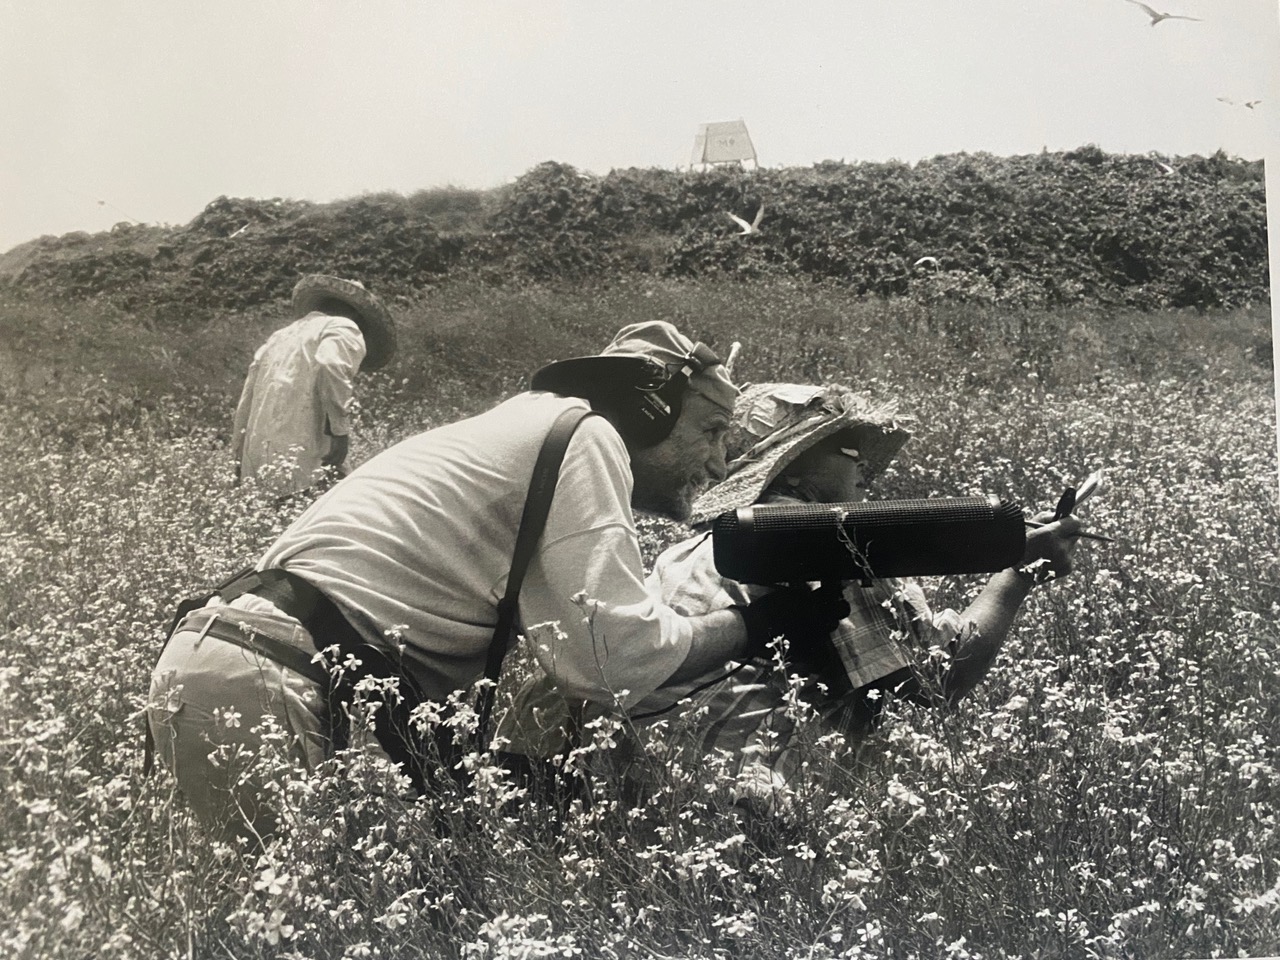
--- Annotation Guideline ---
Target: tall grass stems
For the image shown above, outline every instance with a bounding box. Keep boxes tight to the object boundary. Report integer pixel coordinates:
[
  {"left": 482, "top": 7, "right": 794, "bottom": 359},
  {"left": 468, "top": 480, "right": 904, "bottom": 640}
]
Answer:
[{"left": 0, "top": 280, "right": 1275, "bottom": 958}]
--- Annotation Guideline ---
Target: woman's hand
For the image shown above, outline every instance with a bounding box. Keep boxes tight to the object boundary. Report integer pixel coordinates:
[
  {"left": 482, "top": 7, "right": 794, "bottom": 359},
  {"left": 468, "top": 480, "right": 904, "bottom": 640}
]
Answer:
[{"left": 1021, "top": 509, "right": 1084, "bottom": 582}]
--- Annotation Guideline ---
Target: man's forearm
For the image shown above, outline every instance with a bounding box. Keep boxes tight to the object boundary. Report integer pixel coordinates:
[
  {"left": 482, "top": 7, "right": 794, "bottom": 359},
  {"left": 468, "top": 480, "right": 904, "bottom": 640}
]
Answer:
[{"left": 667, "top": 608, "right": 750, "bottom": 684}]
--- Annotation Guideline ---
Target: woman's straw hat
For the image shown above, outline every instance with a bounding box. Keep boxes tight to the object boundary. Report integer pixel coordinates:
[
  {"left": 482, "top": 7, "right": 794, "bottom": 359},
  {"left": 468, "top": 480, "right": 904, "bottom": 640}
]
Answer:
[
  {"left": 291, "top": 274, "right": 397, "bottom": 371},
  {"left": 689, "top": 382, "right": 911, "bottom": 526}
]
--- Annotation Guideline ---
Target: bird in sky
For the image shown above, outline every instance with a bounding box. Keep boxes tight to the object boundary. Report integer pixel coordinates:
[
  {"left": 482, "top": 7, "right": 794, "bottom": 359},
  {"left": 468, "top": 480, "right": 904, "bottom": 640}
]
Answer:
[
  {"left": 1126, "top": 1, "right": 1202, "bottom": 26},
  {"left": 1154, "top": 160, "right": 1176, "bottom": 176},
  {"left": 1217, "top": 96, "right": 1263, "bottom": 110},
  {"left": 727, "top": 205, "right": 764, "bottom": 235},
  {"left": 913, "top": 255, "right": 940, "bottom": 269}
]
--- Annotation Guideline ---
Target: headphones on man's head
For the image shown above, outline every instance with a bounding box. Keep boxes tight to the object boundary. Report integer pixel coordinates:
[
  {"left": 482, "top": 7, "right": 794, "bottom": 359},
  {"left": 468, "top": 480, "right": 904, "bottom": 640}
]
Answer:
[{"left": 530, "top": 342, "right": 723, "bottom": 449}]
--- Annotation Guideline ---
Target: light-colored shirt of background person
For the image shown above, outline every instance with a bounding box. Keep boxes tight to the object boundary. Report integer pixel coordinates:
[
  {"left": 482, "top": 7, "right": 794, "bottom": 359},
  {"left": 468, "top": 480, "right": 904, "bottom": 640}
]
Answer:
[{"left": 231, "top": 312, "right": 365, "bottom": 496}]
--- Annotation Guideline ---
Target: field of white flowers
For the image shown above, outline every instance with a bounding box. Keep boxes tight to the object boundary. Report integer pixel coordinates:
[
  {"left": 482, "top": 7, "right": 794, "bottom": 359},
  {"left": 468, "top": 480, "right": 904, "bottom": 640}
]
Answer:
[{"left": 0, "top": 281, "right": 1277, "bottom": 959}]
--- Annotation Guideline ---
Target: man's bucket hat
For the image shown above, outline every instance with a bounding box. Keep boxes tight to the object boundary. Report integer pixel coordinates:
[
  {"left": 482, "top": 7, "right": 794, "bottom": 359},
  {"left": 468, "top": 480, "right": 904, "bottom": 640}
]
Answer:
[
  {"left": 531, "top": 321, "right": 739, "bottom": 412},
  {"left": 292, "top": 274, "right": 397, "bottom": 371},
  {"left": 689, "top": 382, "right": 911, "bottom": 526}
]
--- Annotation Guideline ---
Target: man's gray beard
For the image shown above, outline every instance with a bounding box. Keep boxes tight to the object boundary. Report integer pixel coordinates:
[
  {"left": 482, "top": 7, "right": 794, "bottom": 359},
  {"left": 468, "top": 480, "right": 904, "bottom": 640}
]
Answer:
[{"left": 629, "top": 475, "right": 693, "bottom": 523}]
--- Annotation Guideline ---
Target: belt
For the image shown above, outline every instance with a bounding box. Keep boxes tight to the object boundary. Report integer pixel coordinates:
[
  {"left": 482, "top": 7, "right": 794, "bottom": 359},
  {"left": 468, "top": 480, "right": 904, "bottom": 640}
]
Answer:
[
  {"left": 178, "top": 608, "right": 331, "bottom": 688},
  {"left": 222, "top": 568, "right": 323, "bottom": 624},
  {"left": 146, "top": 568, "right": 377, "bottom": 781},
  {"left": 201, "top": 567, "right": 437, "bottom": 795}
]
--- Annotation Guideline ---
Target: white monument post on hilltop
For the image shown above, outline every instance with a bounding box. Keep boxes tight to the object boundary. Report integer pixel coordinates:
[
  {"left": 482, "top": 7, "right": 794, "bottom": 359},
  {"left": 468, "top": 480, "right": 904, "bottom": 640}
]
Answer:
[{"left": 691, "top": 120, "right": 758, "bottom": 170}]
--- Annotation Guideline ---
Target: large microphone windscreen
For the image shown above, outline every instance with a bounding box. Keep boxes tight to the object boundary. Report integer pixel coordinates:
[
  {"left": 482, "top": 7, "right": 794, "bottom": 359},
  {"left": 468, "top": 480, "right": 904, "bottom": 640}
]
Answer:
[{"left": 712, "top": 496, "right": 1026, "bottom": 584}]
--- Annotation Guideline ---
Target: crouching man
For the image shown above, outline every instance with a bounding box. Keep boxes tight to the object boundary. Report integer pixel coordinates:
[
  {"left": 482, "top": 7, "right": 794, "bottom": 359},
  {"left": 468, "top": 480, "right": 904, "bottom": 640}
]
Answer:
[{"left": 147, "top": 326, "right": 848, "bottom": 844}]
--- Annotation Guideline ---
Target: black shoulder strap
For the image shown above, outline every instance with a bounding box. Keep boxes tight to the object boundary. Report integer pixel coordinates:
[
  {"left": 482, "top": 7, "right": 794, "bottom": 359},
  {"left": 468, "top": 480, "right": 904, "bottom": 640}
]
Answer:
[{"left": 475, "top": 405, "right": 598, "bottom": 745}]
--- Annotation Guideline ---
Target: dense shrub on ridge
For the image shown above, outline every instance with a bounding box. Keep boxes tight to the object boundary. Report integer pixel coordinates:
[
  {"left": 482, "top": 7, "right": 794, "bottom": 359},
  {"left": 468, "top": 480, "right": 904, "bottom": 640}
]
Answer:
[
  {"left": 7, "top": 193, "right": 462, "bottom": 318},
  {"left": 662, "top": 150, "right": 1267, "bottom": 309},
  {"left": 1, "top": 148, "right": 1266, "bottom": 316}
]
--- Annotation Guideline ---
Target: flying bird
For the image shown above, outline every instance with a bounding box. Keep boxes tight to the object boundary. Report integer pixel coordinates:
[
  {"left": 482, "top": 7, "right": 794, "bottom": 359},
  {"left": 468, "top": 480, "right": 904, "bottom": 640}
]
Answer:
[
  {"left": 1245, "top": 100, "right": 1263, "bottom": 109},
  {"left": 727, "top": 205, "right": 764, "bottom": 235},
  {"left": 1154, "top": 160, "right": 1176, "bottom": 176},
  {"left": 913, "top": 255, "right": 940, "bottom": 270},
  {"left": 1125, "top": 1, "right": 1202, "bottom": 26}
]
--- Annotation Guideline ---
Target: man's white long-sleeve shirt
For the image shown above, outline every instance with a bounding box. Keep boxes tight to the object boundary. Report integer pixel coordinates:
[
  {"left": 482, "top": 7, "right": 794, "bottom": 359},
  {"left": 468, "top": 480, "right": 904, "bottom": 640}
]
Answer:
[{"left": 260, "top": 391, "right": 694, "bottom": 706}]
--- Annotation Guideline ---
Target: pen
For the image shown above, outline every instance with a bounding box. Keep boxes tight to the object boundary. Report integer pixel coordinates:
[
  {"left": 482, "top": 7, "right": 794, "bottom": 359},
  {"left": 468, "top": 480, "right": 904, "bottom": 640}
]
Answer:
[
  {"left": 1052, "top": 487, "right": 1076, "bottom": 521},
  {"left": 1025, "top": 519, "right": 1116, "bottom": 543}
]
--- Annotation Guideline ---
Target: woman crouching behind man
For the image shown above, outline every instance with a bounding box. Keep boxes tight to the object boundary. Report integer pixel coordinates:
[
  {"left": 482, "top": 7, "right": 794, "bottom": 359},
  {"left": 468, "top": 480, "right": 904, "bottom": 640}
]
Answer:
[{"left": 498, "top": 382, "right": 1083, "bottom": 814}]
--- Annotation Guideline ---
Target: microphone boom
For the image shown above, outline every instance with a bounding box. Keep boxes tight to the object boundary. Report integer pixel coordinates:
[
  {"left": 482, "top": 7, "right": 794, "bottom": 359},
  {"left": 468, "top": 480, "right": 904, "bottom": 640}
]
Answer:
[{"left": 712, "top": 496, "right": 1026, "bottom": 584}]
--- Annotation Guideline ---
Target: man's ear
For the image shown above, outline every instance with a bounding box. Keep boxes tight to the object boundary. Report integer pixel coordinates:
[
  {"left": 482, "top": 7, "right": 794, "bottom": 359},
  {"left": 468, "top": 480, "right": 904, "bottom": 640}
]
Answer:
[{"left": 594, "top": 406, "right": 643, "bottom": 457}]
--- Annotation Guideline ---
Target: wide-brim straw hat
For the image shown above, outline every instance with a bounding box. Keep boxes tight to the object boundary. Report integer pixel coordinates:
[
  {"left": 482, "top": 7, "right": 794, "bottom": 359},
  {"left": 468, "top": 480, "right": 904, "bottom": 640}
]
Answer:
[
  {"left": 291, "top": 274, "right": 397, "bottom": 371},
  {"left": 689, "top": 382, "right": 912, "bottom": 526}
]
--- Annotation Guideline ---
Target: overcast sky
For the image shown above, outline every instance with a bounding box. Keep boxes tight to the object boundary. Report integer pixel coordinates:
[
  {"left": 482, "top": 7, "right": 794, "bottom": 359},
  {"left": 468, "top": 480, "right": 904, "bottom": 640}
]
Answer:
[{"left": 2, "top": 0, "right": 1278, "bottom": 253}]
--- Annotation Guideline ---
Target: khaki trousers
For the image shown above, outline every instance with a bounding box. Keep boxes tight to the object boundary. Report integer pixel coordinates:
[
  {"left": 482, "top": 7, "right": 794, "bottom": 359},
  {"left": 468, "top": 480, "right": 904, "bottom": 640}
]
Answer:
[{"left": 147, "top": 604, "right": 330, "bottom": 845}]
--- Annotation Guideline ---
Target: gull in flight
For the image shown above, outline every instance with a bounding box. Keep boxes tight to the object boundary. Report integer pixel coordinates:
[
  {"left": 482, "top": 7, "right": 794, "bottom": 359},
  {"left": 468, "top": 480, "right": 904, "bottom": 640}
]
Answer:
[
  {"left": 913, "top": 255, "right": 940, "bottom": 270},
  {"left": 727, "top": 205, "right": 764, "bottom": 235},
  {"left": 1126, "top": 1, "right": 1202, "bottom": 25},
  {"left": 1154, "top": 160, "right": 1175, "bottom": 176},
  {"left": 1245, "top": 100, "right": 1263, "bottom": 109}
]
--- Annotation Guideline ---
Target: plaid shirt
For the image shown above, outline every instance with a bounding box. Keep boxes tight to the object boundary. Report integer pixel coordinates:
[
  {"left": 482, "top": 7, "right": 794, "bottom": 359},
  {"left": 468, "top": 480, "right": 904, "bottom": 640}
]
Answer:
[
  {"left": 615, "top": 525, "right": 965, "bottom": 807},
  {"left": 498, "top": 508, "right": 968, "bottom": 809}
]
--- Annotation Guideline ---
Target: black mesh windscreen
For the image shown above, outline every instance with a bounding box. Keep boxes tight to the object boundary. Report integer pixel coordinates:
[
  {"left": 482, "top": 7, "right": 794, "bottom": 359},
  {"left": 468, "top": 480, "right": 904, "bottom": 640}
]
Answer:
[{"left": 712, "top": 496, "right": 1026, "bottom": 583}]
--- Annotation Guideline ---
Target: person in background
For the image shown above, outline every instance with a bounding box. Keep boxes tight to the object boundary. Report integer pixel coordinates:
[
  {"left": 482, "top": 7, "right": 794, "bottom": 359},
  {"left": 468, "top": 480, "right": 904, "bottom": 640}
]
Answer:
[
  {"left": 500, "top": 382, "right": 1084, "bottom": 814},
  {"left": 231, "top": 274, "right": 396, "bottom": 497}
]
